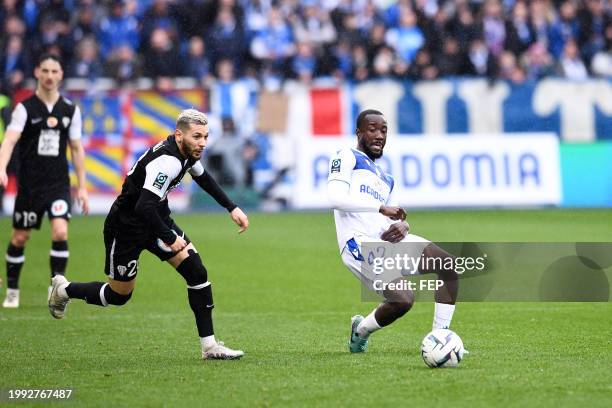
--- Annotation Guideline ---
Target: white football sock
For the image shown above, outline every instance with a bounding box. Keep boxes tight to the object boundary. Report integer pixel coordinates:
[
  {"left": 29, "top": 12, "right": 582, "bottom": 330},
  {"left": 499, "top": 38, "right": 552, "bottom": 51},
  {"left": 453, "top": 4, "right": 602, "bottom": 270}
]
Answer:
[
  {"left": 200, "top": 335, "right": 217, "bottom": 350},
  {"left": 357, "top": 309, "right": 381, "bottom": 339},
  {"left": 433, "top": 303, "right": 455, "bottom": 329}
]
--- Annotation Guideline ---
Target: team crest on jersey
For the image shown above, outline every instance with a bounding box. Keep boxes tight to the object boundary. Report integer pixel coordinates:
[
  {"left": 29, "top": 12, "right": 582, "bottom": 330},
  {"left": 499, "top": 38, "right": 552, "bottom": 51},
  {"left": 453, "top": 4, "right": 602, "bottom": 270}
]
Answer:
[
  {"left": 50, "top": 199, "right": 69, "bottom": 216},
  {"left": 62, "top": 116, "right": 70, "bottom": 128},
  {"left": 331, "top": 159, "right": 341, "bottom": 173},
  {"left": 153, "top": 172, "right": 168, "bottom": 189},
  {"left": 47, "top": 117, "right": 58, "bottom": 128}
]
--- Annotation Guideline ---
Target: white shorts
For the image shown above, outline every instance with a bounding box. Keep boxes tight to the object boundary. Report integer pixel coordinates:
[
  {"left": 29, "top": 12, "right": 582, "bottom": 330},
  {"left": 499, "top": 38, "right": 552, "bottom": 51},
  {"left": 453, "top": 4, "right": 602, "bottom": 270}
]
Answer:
[{"left": 341, "top": 234, "right": 430, "bottom": 293}]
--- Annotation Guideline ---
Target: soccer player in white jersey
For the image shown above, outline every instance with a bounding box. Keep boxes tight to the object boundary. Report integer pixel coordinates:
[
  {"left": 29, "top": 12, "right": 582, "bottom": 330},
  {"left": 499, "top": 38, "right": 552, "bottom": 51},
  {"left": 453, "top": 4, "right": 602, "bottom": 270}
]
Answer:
[{"left": 327, "top": 109, "right": 459, "bottom": 353}]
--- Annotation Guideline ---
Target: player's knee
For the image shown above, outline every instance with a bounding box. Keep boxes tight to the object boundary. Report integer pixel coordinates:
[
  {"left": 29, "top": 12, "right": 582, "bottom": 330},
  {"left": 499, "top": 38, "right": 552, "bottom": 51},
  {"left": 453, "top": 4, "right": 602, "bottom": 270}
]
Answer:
[
  {"left": 176, "top": 249, "right": 208, "bottom": 287},
  {"left": 389, "top": 291, "right": 414, "bottom": 315},
  {"left": 437, "top": 256, "right": 459, "bottom": 281},
  {"left": 51, "top": 226, "right": 68, "bottom": 241},
  {"left": 393, "top": 300, "right": 413, "bottom": 316},
  {"left": 104, "top": 285, "right": 133, "bottom": 306},
  {"left": 11, "top": 231, "right": 30, "bottom": 247}
]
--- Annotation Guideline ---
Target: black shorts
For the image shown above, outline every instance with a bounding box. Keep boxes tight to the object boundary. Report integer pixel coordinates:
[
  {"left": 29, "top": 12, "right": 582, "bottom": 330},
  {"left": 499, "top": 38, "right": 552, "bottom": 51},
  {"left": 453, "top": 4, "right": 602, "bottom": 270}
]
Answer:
[
  {"left": 103, "top": 218, "right": 191, "bottom": 282},
  {"left": 12, "top": 190, "right": 71, "bottom": 229}
]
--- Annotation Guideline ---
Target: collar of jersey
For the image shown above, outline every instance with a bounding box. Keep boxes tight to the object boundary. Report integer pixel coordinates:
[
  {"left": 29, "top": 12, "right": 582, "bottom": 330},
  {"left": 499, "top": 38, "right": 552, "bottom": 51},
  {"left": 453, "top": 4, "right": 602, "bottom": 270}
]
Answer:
[{"left": 351, "top": 148, "right": 374, "bottom": 162}]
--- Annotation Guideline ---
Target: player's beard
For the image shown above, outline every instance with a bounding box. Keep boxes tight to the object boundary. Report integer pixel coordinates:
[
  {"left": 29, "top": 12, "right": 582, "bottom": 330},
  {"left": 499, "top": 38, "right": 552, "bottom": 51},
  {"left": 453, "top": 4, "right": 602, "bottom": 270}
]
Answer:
[
  {"left": 359, "top": 140, "right": 384, "bottom": 160},
  {"left": 185, "top": 144, "right": 203, "bottom": 160},
  {"left": 178, "top": 139, "right": 199, "bottom": 160}
]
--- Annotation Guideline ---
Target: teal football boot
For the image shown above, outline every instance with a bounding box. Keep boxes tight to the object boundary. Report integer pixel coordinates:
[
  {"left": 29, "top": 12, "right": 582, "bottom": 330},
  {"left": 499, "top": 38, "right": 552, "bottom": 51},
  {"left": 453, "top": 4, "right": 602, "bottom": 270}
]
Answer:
[{"left": 349, "top": 315, "right": 369, "bottom": 353}]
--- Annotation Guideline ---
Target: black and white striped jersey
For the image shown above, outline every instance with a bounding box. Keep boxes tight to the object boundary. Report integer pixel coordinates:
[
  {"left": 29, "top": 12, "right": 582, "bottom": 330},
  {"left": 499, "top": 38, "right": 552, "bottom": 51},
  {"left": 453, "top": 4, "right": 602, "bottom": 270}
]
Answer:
[{"left": 108, "top": 135, "right": 203, "bottom": 231}]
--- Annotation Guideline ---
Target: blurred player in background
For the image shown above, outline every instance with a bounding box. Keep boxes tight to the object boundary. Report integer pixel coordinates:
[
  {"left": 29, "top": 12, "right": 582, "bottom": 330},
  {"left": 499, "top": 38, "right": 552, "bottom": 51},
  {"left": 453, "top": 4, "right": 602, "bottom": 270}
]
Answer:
[
  {"left": 328, "top": 109, "right": 459, "bottom": 353},
  {"left": 48, "top": 109, "right": 249, "bottom": 360},
  {"left": 0, "top": 54, "right": 88, "bottom": 308}
]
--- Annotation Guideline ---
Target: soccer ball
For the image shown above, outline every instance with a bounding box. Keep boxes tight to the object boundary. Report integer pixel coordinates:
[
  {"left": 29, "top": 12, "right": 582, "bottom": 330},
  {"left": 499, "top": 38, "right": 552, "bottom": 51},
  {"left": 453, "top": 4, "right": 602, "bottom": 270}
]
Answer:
[{"left": 421, "top": 329, "right": 466, "bottom": 368}]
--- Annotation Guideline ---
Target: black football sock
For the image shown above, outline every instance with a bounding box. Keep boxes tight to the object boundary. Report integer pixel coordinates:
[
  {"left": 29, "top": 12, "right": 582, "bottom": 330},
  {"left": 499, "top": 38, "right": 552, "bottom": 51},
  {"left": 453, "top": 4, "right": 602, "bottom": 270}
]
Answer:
[
  {"left": 50, "top": 240, "right": 69, "bottom": 278},
  {"left": 6, "top": 243, "right": 25, "bottom": 289},
  {"left": 176, "top": 251, "right": 215, "bottom": 338},
  {"left": 65, "top": 281, "right": 106, "bottom": 306},
  {"left": 188, "top": 285, "right": 215, "bottom": 337}
]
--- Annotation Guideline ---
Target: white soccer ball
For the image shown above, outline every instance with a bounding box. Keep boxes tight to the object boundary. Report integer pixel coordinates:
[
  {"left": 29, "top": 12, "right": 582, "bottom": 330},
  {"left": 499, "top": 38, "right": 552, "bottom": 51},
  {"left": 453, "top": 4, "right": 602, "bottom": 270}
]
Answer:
[{"left": 421, "top": 329, "right": 466, "bottom": 368}]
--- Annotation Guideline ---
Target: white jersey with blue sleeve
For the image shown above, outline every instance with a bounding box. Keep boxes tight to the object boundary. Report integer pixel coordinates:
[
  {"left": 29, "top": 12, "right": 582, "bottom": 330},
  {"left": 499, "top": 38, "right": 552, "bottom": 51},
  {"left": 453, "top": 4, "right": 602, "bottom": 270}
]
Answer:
[{"left": 327, "top": 148, "right": 396, "bottom": 255}]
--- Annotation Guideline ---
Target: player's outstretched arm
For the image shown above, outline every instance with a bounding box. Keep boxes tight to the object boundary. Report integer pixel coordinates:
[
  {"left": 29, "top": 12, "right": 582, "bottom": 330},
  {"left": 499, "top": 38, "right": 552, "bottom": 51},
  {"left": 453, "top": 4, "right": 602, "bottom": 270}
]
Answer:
[
  {"left": 192, "top": 170, "right": 248, "bottom": 233},
  {"left": 69, "top": 139, "right": 89, "bottom": 214},
  {"left": 192, "top": 170, "right": 237, "bottom": 210},
  {"left": 188, "top": 164, "right": 247, "bottom": 233},
  {"left": 0, "top": 130, "right": 20, "bottom": 188}
]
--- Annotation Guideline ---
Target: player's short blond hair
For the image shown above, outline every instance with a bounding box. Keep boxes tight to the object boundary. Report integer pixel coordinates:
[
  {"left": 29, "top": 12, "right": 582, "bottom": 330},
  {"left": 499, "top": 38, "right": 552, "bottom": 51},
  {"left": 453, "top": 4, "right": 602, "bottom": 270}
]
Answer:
[{"left": 176, "top": 109, "right": 208, "bottom": 131}]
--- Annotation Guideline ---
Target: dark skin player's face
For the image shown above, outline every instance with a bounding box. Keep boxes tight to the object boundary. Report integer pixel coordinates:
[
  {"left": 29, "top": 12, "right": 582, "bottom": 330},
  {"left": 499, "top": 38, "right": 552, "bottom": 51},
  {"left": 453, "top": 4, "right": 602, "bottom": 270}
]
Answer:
[
  {"left": 357, "top": 114, "right": 387, "bottom": 160},
  {"left": 176, "top": 123, "right": 208, "bottom": 160}
]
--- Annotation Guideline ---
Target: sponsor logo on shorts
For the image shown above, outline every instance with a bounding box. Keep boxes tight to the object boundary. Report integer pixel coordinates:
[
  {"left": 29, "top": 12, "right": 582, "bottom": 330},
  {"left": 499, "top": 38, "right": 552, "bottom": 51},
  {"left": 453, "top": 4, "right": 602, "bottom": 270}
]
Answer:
[
  {"left": 50, "top": 199, "right": 69, "bottom": 216},
  {"left": 117, "top": 265, "right": 127, "bottom": 276},
  {"left": 47, "top": 117, "right": 58, "bottom": 128},
  {"left": 153, "top": 172, "right": 168, "bottom": 190},
  {"left": 346, "top": 238, "right": 364, "bottom": 261},
  {"left": 331, "top": 159, "right": 341, "bottom": 173},
  {"left": 116, "top": 260, "right": 138, "bottom": 278}
]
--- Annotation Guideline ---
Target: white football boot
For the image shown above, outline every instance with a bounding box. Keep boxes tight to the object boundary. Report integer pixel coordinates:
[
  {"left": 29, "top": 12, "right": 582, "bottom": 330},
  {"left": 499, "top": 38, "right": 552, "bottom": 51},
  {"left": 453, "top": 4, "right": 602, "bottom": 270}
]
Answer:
[
  {"left": 2, "top": 288, "right": 20, "bottom": 308},
  {"left": 48, "top": 275, "right": 70, "bottom": 319},
  {"left": 202, "top": 341, "right": 244, "bottom": 360}
]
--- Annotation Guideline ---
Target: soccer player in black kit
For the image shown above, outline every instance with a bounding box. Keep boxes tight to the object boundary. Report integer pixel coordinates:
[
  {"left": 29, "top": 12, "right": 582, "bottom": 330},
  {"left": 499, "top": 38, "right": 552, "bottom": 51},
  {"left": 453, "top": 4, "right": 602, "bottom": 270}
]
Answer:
[
  {"left": 48, "top": 108, "right": 249, "bottom": 360},
  {"left": 0, "top": 54, "right": 89, "bottom": 308}
]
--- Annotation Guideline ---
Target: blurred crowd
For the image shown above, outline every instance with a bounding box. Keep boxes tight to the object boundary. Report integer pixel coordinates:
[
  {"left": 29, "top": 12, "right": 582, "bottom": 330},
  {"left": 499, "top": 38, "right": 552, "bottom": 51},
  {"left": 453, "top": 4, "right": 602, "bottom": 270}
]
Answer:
[{"left": 0, "top": 0, "right": 610, "bottom": 92}]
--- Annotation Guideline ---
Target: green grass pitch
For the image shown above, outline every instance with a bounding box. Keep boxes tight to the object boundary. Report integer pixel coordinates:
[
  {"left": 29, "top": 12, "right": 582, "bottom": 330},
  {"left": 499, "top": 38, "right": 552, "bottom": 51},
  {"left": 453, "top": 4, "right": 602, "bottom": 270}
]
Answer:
[{"left": 1, "top": 209, "right": 611, "bottom": 407}]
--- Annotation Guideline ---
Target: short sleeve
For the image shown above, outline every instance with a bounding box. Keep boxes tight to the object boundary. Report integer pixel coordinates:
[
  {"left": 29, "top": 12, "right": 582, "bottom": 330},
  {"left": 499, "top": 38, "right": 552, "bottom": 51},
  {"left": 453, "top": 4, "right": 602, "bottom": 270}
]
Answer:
[
  {"left": 188, "top": 160, "right": 204, "bottom": 177},
  {"left": 6, "top": 103, "right": 27, "bottom": 133},
  {"left": 69, "top": 106, "right": 82, "bottom": 140},
  {"left": 143, "top": 155, "right": 182, "bottom": 198},
  {"left": 328, "top": 149, "right": 356, "bottom": 185}
]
